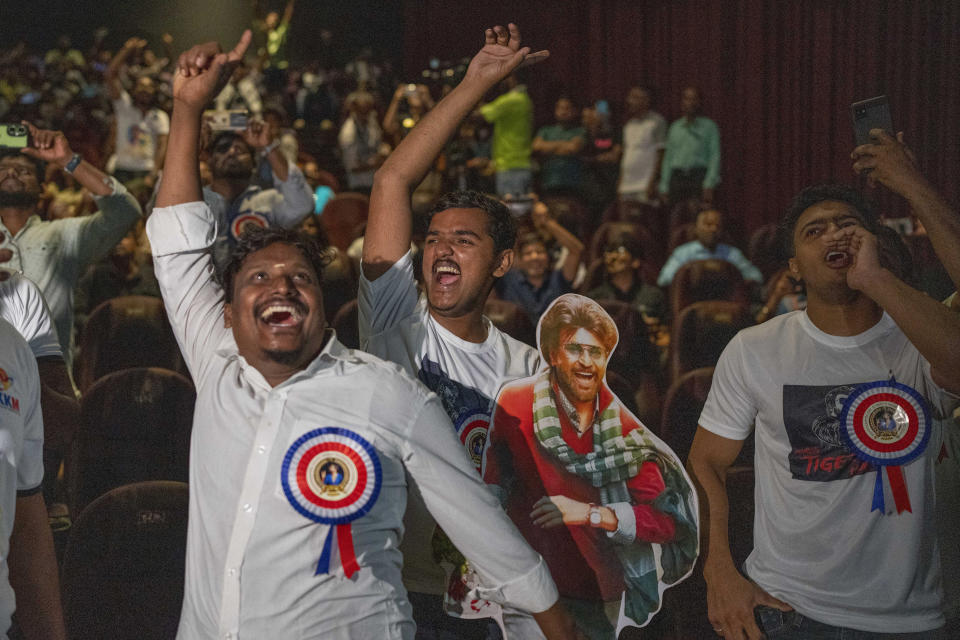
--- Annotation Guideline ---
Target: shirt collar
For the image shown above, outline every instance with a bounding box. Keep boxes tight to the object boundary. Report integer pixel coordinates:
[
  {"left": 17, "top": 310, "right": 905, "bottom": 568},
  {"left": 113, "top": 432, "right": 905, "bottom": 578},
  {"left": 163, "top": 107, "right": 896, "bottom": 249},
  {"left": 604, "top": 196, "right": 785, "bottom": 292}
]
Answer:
[
  {"left": 0, "top": 213, "right": 41, "bottom": 239},
  {"left": 216, "top": 328, "right": 358, "bottom": 389}
]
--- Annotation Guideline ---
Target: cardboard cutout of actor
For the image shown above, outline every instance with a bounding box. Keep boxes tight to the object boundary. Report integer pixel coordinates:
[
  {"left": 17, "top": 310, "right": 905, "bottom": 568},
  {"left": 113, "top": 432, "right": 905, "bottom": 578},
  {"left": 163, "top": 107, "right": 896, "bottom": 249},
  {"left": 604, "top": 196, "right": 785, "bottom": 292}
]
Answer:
[{"left": 483, "top": 294, "right": 699, "bottom": 635}]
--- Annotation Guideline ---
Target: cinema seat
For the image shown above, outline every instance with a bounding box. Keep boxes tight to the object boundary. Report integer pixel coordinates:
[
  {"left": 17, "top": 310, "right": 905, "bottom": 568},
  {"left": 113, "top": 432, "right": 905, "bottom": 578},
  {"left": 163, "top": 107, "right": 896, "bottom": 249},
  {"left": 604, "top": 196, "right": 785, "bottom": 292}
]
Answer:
[
  {"left": 75, "top": 295, "right": 187, "bottom": 393},
  {"left": 668, "top": 259, "right": 749, "bottom": 318},
  {"left": 67, "top": 367, "right": 194, "bottom": 518},
  {"left": 668, "top": 300, "right": 753, "bottom": 382},
  {"left": 62, "top": 481, "right": 188, "bottom": 640},
  {"left": 320, "top": 192, "right": 369, "bottom": 252}
]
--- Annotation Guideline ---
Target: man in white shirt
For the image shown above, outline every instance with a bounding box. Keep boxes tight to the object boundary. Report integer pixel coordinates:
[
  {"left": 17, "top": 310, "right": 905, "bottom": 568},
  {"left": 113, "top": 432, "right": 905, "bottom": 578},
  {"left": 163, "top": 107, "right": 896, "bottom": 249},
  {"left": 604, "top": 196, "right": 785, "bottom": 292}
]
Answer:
[
  {"left": 0, "top": 125, "right": 143, "bottom": 370},
  {"left": 106, "top": 37, "right": 170, "bottom": 184},
  {"left": 0, "top": 318, "right": 66, "bottom": 640},
  {"left": 149, "top": 30, "right": 578, "bottom": 640},
  {"left": 687, "top": 183, "right": 960, "bottom": 639},
  {"left": 617, "top": 86, "right": 666, "bottom": 203},
  {"left": 0, "top": 273, "right": 77, "bottom": 510},
  {"left": 360, "top": 23, "right": 550, "bottom": 637}
]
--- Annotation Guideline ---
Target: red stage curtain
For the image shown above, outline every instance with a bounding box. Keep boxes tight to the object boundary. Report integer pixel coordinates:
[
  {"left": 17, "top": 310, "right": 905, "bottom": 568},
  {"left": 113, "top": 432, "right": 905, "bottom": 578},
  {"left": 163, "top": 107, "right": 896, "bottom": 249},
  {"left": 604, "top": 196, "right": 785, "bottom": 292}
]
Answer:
[{"left": 403, "top": 0, "right": 960, "bottom": 233}]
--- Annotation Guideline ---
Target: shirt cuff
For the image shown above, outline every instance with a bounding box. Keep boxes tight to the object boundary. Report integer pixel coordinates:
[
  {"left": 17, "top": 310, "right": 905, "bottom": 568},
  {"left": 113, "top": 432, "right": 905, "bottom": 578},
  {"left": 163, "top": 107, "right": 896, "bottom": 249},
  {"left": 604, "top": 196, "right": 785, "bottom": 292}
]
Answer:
[
  {"left": 471, "top": 554, "right": 559, "bottom": 614},
  {"left": 147, "top": 201, "right": 218, "bottom": 256},
  {"left": 606, "top": 501, "right": 637, "bottom": 545},
  {"left": 92, "top": 175, "right": 125, "bottom": 199}
]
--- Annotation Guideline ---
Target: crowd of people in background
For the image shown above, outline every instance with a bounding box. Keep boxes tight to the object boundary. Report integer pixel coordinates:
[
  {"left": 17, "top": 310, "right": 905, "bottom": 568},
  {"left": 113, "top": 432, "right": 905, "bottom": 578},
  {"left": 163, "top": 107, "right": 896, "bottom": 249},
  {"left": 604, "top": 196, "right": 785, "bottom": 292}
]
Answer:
[{"left": 1, "top": 9, "right": 959, "bottom": 640}]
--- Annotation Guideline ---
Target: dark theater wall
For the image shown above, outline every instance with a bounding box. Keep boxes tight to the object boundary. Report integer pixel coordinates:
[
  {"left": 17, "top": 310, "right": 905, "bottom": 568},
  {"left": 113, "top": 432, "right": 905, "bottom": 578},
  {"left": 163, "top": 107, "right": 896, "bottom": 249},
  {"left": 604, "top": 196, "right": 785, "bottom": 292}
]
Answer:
[{"left": 402, "top": 0, "right": 960, "bottom": 231}]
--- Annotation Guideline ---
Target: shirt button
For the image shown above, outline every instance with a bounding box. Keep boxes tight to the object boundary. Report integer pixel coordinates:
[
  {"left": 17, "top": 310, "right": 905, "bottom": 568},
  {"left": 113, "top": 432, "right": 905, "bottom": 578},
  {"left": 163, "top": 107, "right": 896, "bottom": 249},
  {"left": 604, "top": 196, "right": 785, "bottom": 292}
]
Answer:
[
  {"left": 257, "top": 445, "right": 266, "bottom": 454},
  {"left": 224, "top": 633, "right": 233, "bottom": 639},
  {"left": 228, "top": 567, "right": 237, "bottom": 576},
  {"left": 242, "top": 503, "right": 252, "bottom": 512}
]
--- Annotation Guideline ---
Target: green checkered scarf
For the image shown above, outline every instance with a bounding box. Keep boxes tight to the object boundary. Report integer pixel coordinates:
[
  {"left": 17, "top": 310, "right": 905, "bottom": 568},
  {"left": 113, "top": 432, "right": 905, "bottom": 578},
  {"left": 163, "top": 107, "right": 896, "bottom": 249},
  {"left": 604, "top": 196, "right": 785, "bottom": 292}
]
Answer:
[{"left": 532, "top": 369, "right": 662, "bottom": 486}]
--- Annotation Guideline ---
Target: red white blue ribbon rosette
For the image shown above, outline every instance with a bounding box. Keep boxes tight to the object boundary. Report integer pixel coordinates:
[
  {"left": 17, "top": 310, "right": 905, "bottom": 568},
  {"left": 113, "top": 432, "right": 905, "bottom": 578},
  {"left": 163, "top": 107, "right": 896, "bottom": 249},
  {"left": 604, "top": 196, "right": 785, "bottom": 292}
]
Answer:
[
  {"left": 456, "top": 411, "right": 489, "bottom": 472},
  {"left": 230, "top": 212, "right": 268, "bottom": 240},
  {"left": 839, "top": 377, "right": 931, "bottom": 514},
  {"left": 281, "top": 427, "right": 382, "bottom": 577}
]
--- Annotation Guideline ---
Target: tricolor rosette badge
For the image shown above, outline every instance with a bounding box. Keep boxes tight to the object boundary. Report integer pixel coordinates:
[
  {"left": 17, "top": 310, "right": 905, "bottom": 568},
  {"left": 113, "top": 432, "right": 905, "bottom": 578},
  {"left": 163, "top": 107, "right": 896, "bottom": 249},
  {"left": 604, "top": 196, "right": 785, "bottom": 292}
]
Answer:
[
  {"left": 839, "top": 378, "right": 931, "bottom": 514},
  {"left": 457, "top": 411, "right": 489, "bottom": 472},
  {"left": 281, "top": 427, "right": 382, "bottom": 577},
  {"left": 230, "top": 212, "right": 268, "bottom": 240}
]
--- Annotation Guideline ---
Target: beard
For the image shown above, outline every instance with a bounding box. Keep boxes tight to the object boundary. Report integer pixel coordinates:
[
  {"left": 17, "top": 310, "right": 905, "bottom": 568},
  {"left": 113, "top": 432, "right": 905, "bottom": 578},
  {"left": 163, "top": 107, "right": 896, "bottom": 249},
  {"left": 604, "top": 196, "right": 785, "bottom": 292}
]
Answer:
[
  {"left": 214, "top": 162, "right": 253, "bottom": 181},
  {"left": 0, "top": 190, "right": 40, "bottom": 208},
  {"left": 263, "top": 347, "right": 304, "bottom": 366}
]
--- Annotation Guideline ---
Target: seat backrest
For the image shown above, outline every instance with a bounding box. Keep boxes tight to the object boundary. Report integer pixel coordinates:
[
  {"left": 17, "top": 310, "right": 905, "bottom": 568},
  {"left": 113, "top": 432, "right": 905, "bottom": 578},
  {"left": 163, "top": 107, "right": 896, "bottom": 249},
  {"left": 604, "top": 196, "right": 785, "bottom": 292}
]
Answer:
[
  {"left": 331, "top": 298, "right": 360, "bottom": 349},
  {"left": 669, "top": 258, "right": 749, "bottom": 318},
  {"left": 483, "top": 298, "right": 537, "bottom": 348},
  {"left": 67, "top": 368, "right": 195, "bottom": 518},
  {"left": 747, "top": 222, "right": 785, "bottom": 282},
  {"left": 595, "top": 299, "right": 659, "bottom": 385},
  {"left": 600, "top": 199, "right": 665, "bottom": 241},
  {"left": 578, "top": 257, "right": 659, "bottom": 294},
  {"left": 75, "top": 295, "right": 186, "bottom": 392},
  {"left": 542, "top": 195, "right": 590, "bottom": 239},
  {"left": 321, "top": 250, "right": 359, "bottom": 325},
  {"left": 320, "top": 192, "right": 369, "bottom": 252},
  {"left": 62, "top": 481, "right": 188, "bottom": 640},
  {"left": 660, "top": 367, "right": 715, "bottom": 462},
  {"left": 668, "top": 300, "right": 753, "bottom": 381}
]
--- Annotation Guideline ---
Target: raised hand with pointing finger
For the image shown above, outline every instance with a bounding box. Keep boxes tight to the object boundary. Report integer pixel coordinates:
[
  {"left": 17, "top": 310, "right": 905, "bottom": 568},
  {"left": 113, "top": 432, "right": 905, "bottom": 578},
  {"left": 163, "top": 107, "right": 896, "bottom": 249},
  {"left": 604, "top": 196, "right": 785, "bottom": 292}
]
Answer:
[{"left": 172, "top": 30, "right": 252, "bottom": 113}]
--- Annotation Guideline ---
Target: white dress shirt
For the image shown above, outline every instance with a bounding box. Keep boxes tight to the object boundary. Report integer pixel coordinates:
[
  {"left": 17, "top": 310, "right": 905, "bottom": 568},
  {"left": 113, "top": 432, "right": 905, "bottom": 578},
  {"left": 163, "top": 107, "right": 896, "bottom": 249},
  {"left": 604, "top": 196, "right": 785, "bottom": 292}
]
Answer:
[{"left": 146, "top": 201, "right": 557, "bottom": 640}]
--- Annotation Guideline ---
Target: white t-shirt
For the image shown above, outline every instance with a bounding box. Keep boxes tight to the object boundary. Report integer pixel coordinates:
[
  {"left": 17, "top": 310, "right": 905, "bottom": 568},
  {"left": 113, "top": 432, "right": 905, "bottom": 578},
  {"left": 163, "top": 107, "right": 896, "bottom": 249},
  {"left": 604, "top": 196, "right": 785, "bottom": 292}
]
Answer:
[
  {"left": 112, "top": 89, "right": 170, "bottom": 172},
  {"left": 0, "top": 273, "right": 61, "bottom": 359},
  {"left": 0, "top": 318, "right": 45, "bottom": 636},
  {"left": 358, "top": 251, "right": 540, "bottom": 595},
  {"left": 700, "top": 310, "right": 958, "bottom": 633},
  {"left": 618, "top": 111, "right": 667, "bottom": 197}
]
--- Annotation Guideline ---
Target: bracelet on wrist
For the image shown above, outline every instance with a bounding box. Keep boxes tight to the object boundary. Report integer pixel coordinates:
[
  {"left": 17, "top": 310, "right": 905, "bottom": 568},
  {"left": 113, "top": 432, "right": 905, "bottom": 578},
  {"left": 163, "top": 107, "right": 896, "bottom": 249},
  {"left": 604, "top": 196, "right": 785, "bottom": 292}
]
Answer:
[
  {"left": 63, "top": 153, "right": 82, "bottom": 174},
  {"left": 260, "top": 140, "right": 280, "bottom": 156}
]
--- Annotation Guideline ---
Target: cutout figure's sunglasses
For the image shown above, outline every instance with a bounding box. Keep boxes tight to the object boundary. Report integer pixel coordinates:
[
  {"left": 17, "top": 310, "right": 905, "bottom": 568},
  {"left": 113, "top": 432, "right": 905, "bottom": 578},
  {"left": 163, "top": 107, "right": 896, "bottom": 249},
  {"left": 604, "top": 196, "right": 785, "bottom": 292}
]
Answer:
[{"left": 563, "top": 343, "right": 605, "bottom": 362}]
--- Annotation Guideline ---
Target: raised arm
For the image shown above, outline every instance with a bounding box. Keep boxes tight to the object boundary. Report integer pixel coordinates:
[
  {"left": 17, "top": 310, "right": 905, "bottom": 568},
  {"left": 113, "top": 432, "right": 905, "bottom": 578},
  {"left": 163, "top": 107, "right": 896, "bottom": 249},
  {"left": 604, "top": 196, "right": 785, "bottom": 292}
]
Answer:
[
  {"left": 22, "top": 122, "right": 142, "bottom": 266},
  {"left": 531, "top": 200, "right": 583, "bottom": 283},
  {"left": 852, "top": 130, "right": 960, "bottom": 291},
  {"left": 363, "top": 23, "right": 548, "bottom": 281},
  {"left": 843, "top": 225, "right": 960, "bottom": 394},
  {"left": 105, "top": 38, "right": 145, "bottom": 102},
  {"left": 157, "top": 31, "right": 252, "bottom": 208},
  {"left": 687, "top": 427, "right": 790, "bottom": 640},
  {"left": 22, "top": 122, "right": 113, "bottom": 197}
]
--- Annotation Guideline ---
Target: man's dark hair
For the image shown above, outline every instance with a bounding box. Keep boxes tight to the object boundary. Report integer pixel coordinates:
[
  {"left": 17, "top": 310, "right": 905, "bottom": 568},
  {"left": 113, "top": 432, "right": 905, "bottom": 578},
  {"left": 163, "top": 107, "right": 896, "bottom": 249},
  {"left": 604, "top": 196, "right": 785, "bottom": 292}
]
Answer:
[
  {"left": 216, "top": 226, "right": 334, "bottom": 302},
  {"left": 517, "top": 230, "right": 549, "bottom": 253},
  {"left": 424, "top": 190, "right": 517, "bottom": 255},
  {"left": 0, "top": 149, "right": 44, "bottom": 181},
  {"left": 539, "top": 294, "right": 618, "bottom": 360},
  {"left": 633, "top": 85, "right": 656, "bottom": 103},
  {"left": 780, "top": 184, "right": 878, "bottom": 256},
  {"left": 604, "top": 231, "right": 642, "bottom": 260}
]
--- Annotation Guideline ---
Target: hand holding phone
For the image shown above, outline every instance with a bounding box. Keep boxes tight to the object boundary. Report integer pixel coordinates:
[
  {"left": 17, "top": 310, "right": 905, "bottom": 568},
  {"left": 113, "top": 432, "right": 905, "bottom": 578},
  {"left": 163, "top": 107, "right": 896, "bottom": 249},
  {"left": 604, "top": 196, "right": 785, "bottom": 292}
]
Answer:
[
  {"left": 851, "top": 96, "right": 893, "bottom": 146},
  {"left": 0, "top": 124, "right": 30, "bottom": 149}
]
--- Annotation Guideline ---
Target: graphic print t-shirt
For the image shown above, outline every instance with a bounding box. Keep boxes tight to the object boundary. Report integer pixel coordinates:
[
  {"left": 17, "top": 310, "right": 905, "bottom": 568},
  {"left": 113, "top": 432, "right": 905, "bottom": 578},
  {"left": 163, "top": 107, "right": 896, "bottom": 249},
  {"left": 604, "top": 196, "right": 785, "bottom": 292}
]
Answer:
[
  {"left": 358, "top": 250, "right": 540, "bottom": 595},
  {"left": 699, "top": 311, "right": 958, "bottom": 633}
]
